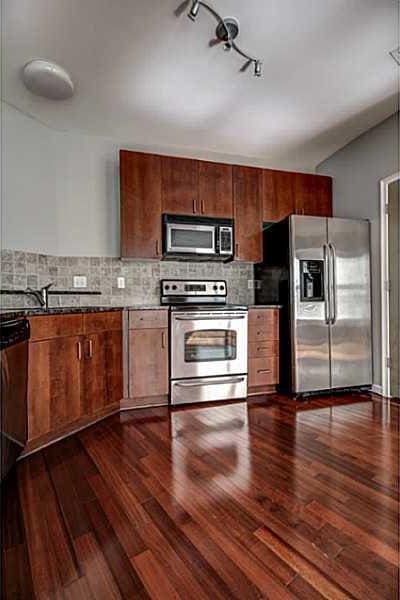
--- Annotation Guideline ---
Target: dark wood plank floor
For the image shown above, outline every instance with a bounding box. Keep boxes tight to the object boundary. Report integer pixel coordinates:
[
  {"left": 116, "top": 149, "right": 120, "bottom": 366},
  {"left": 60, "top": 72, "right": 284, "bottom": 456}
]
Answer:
[{"left": 2, "top": 393, "right": 399, "bottom": 599}]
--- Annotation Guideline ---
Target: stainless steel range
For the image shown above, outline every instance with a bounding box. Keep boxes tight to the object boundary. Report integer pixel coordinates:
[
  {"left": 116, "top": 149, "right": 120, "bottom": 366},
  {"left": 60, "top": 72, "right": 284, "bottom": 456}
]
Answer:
[{"left": 161, "top": 280, "right": 248, "bottom": 406}]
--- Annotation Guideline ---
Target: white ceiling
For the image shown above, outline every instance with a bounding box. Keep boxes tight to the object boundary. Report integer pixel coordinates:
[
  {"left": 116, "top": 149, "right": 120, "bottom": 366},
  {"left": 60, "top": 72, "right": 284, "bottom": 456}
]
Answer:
[{"left": 3, "top": 0, "right": 398, "bottom": 170}]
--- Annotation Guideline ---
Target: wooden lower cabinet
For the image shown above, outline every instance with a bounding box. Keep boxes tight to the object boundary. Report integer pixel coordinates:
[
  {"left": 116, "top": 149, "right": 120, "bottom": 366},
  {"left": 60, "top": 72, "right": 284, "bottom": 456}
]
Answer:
[
  {"left": 27, "top": 335, "right": 82, "bottom": 440},
  {"left": 128, "top": 325, "right": 169, "bottom": 405},
  {"left": 26, "top": 312, "right": 123, "bottom": 450},
  {"left": 248, "top": 308, "right": 280, "bottom": 395}
]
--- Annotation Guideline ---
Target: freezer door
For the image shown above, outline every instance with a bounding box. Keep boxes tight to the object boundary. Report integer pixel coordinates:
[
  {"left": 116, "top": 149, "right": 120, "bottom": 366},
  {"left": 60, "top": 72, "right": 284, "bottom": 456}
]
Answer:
[
  {"left": 290, "top": 216, "right": 330, "bottom": 393},
  {"left": 328, "top": 218, "right": 372, "bottom": 388}
]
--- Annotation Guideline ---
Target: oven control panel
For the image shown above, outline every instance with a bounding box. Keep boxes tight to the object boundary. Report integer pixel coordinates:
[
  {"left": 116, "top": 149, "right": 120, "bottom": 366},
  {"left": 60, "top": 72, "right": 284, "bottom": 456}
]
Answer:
[{"left": 161, "top": 280, "right": 227, "bottom": 297}]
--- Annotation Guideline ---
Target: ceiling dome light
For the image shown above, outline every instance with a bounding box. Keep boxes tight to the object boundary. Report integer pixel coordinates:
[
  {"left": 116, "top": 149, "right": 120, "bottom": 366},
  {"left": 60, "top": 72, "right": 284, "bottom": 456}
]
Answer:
[{"left": 22, "top": 60, "right": 74, "bottom": 100}]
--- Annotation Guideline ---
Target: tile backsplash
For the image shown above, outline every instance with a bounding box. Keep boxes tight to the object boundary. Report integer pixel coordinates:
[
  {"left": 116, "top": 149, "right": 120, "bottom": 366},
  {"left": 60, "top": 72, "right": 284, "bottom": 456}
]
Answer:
[{"left": 0, "top": 250, "right": 255, "bottom": 308}]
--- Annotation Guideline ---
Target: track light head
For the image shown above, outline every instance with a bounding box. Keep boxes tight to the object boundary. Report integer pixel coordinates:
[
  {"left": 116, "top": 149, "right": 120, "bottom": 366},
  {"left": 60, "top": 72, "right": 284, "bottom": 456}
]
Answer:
[
  {"left": 188, "top": 0, "right": 200, "bottom": 21},
  {"left": 254, "top": 60, "right": 262, "bottom": 77}
]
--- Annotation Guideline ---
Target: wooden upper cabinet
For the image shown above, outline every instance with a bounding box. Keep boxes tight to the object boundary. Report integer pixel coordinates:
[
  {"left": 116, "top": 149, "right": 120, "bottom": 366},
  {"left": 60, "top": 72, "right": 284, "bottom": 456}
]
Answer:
[
  {"left": 161, "top": 156, "right": 199, "bottom": 215},
  {"left": 295, "top": 173, "right": 333, "bottom": 217},
  {"left": 233, "top": 166, "right": 263, "bottom": 262},
  {"left": 314, "top": 175, "right": 333, "bottom": 217},
  {"left": 263, "top": 170, "right": 295, "bottom": 222},
  {"left": 198, "top": 161, "right": 233, "bottom": 218},
  {"left": 120, "top": 150, "right": 162, "bottom": 259}
]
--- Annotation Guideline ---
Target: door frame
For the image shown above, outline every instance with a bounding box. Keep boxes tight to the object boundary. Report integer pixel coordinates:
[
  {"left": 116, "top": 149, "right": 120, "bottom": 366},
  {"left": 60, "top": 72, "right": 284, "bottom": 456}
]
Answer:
[{"left": 380, "top": 171, "right": 400, "bottom": 397}]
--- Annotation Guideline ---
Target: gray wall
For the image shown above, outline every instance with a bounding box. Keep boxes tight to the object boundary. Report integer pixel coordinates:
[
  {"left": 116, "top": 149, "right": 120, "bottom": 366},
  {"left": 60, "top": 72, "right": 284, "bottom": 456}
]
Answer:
[{"left": 317, "top": 112, "right": 399, "bottom": 387}]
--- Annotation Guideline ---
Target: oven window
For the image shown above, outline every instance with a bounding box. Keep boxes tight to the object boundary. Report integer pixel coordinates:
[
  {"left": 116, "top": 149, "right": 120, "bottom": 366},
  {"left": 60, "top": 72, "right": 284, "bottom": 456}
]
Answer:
[
  {"left": 184, "top": 330, "right": 237, "bottom": 362},
  {"left": 171, "top": 228, "right": 214, "bottom": 250}
]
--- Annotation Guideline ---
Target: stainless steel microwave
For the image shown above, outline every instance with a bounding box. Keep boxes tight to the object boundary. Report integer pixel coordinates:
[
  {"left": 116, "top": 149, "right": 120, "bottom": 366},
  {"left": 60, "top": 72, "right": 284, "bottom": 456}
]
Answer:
[{"left": 163, "top": 215, "right": 234, "bottom": 261}]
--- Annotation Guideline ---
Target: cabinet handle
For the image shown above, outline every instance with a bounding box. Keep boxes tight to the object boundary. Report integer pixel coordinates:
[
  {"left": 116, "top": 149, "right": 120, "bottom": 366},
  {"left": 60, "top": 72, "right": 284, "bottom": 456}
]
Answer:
[
  {"left": 86, "top": 338, "right": 93, "bottom": 359},
  {"left": 77, "top": 341, "right": 82, "bottom": 361},
  {"left": 193, "top": 198, "right": 197, "bottom": 214},
  {"left": 235, "top": 242, "right": 239, "bottom": 258},
  {"left": 155, "top": 239, "right": 160, "bottom": 256},
  {"left": 257, "top": 369, "right": 271, "bottom": 374},
  {"left": 161, "top": 331, "right": 166, "bottom": 349},
  {"left": 257, "top": 347, "right": 269, "bottom": 351},
  {"left": 201, "top": 198, "right": 205, "bottom": 214}
]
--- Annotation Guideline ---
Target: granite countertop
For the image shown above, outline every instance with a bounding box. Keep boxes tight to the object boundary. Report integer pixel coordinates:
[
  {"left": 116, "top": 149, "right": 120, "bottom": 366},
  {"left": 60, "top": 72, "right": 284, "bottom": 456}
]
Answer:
[
  {"left": 0, "top": 304, "right": 281, "bottom": 322},
  {"left": 0, "top": 305, "right": 167, "bottom": 322},
  {"left": 248, "top": 304, "right": 282, "bottom": 309}
]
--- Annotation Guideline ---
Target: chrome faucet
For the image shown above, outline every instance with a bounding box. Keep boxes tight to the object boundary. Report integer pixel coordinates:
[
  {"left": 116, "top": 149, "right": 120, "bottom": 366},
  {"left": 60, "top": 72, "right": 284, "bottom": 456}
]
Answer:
[{"left": 25, "top": 283, "right": 53, "bottom": 310}]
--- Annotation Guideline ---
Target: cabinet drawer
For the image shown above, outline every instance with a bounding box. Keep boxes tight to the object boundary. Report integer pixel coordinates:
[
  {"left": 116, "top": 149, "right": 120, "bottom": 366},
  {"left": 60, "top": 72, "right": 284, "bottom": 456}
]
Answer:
[
  {"left": 248, "top": 340, "right": 278, "bottom": 359},
  {"left": 29, "top": 314, "right": 83, "bottom": 341},
  {"left": 129, "top": 309, "right": 168, "bottom": 330},
  {"left": 248, "top": 308, "right": 279, "bottom": 328},
  {"left": 248, "top": 357, "right": 279, "bottom": 386},
  {"left": 83, "top": 311, "right": 122, "bottom": 334}
]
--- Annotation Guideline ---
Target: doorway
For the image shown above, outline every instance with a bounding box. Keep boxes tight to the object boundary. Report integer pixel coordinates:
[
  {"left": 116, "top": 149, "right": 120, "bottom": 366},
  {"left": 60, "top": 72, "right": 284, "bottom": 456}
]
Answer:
[{"left": 381, "top": 173, "right": 400, "bottom": 398}]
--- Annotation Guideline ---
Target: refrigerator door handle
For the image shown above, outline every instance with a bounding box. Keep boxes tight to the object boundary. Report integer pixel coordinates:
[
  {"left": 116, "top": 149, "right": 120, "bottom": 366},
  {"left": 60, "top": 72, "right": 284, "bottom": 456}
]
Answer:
[
  {"left": 323, "top": 244, "right": 331, "bottom": 324},
  {"left": 328, "top": 242, "right": 337, "bottom": 325}
]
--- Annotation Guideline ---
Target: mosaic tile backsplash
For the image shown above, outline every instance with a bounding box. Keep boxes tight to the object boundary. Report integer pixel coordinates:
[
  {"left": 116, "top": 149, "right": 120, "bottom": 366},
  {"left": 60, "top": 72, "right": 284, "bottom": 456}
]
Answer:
[{"left": 0, "top": 250, "right": 255, "bottom": 309}]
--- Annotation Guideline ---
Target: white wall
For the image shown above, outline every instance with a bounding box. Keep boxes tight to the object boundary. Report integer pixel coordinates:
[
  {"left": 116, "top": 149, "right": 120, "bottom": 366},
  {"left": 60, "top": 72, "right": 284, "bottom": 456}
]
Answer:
[
  {"left": 2, "top": 102, "right": 121, "bottom": 256},
  {"left": 317, "top": 112, "right": 399, "bottom": 387}
]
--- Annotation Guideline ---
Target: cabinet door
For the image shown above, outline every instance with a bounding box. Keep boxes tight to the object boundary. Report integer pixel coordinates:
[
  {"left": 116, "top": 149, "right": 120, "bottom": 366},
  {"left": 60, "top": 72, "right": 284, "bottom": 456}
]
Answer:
[
  {"left": 263, "top": 170, "right": 295, "bottom": 222},
  {"left": 295, "top": 173, "right": 332, "bottom": 217},
  {"left": 120, "top": 150, "right": 162, "bottom": 259},
  {"left": 233, "top": 166, "right": 263, "bottom": 262},
  {"left": 314, "top": 175, "right": 332, "bottom": 217},
  {"left": 161, "top": 156, "right": 199, "bottom": 215},
  {"left": 82, "top": 330, "right": 123, "bottom": 413},
  {"left": 198, "top": 161, "right": 233, "bottom": 218},
  {"left": 27, "top": 336, "right": 82, "bottom": 440},
  {"left": 129, "top": 328, "right": 168, "bottom": 398}
]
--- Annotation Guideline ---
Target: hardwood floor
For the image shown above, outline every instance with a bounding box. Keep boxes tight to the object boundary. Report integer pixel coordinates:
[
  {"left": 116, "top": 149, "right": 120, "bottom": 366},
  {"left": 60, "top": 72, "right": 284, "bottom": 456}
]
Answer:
[{"left": 2, "top": 393, "right": 399, "bottom": 599}]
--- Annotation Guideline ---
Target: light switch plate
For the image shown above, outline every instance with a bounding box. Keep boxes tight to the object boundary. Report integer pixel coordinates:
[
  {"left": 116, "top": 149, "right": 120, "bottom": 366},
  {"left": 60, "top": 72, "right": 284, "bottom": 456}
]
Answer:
[
  {"left": 117, "top": 276, "right": 125, "bottom": 289},
  {"left": 73, "top": 275, "right": 87, "bottom": 288}
]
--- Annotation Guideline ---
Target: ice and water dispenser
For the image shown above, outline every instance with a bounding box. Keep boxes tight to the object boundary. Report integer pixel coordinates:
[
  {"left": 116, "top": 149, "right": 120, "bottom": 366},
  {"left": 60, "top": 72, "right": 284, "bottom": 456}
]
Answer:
[{"left": 299, "top": 260, "right": 324, "bottom": 301}]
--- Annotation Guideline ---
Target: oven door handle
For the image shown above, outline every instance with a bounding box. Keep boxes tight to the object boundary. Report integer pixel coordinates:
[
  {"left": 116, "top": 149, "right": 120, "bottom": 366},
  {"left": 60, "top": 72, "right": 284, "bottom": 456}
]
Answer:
[
  {"left": 174, "top": 315, "right": 246, "bottom": 321},
  {"left": 175, "top": 377, "right": 246, "bottom": 388}
]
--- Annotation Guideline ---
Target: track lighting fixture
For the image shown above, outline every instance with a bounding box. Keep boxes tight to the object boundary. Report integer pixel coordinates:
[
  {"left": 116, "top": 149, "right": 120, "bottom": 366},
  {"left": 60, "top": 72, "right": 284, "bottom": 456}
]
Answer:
[
  {"left": 185, "top": 1, "right": 262, "bottom": 77},
  {"left": 188, "top": 0, "right": 200, "bottom": 21}
]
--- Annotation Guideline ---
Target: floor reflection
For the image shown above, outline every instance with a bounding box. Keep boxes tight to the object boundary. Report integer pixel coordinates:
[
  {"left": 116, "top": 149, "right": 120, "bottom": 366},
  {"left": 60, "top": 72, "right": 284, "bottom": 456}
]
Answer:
[{"left": 170, "top": 401, "right": 252, "bottom": 499}]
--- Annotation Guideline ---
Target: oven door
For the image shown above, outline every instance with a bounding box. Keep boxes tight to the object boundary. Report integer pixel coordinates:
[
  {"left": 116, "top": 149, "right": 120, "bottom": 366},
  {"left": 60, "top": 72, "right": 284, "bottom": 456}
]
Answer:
[
  {"left": 166, "top": 223, "right": 216, "bottom": 255},
  {"left": 171, "top": 311, "right": 248, "bottom": 379}
]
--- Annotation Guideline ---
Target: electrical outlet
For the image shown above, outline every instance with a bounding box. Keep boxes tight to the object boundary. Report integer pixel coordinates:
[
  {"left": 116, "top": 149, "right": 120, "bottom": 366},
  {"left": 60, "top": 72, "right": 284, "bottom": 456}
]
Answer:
[
  {"left": 73, "top": 275, "right": 87, "bottom": 288},
  {"left": 248, "top": 279, "right": 261, "bottom": 290},
  {"left": 117, "top": 276, "right": 125, "bottom": 289}
]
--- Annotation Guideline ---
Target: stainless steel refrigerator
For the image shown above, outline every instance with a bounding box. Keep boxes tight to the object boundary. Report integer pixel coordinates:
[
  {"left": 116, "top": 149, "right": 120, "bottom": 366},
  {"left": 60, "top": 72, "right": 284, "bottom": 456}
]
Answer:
[{"left": 255, "top": 215, "right": 372, "bottom": 395}]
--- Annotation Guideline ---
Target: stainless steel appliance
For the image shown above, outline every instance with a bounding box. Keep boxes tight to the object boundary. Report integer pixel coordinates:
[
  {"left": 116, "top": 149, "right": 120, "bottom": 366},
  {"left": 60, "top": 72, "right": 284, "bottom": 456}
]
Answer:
[
  {"left": 163, "top": 215, "right": 233, "bottom": 261},
  {"left": 255, "top": 215, "right": 372, "bottom": 395},
  {"left": 1, "top": 317, "right": 30, "bottom": 480},
  {"left": 162, "top": 280, "right": 248, "bottom": 405}
]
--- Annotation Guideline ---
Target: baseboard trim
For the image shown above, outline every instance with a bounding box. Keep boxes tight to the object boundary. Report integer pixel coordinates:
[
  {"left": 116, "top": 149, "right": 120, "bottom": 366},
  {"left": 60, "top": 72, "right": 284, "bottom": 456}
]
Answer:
[{"left": 371, "top": 384, "right": 383, "bottom": 396}]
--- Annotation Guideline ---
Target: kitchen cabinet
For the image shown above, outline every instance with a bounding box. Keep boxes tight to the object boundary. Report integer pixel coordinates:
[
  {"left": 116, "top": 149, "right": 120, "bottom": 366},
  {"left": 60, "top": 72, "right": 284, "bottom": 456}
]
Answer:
[
  {"left": 295, "top": 173, "right": 333, "bottom": 217},
  {"left": 127, "top": 310, "right": 169, "bottom": 406},
  {"left": 119, "top": 150, "right": 332, "bottom": 260},
  {"left": 248, "top": 308, "right": 280, "bottom": 395},
  {"left": 27, "top": 335, "right": 82, "bottom": 440},
  {"left": 26, "top": 311, "right": 123, "bottom": 448},
  {"left": 233, "top": 166, "right": 263, "bottom": 262},
  {"left": 263, "top": 170, "right": 295, "bottom": 222},
  {"left": 120, "top": 150, "right": 162, "bottom": 259},
  {"left": 161, "top": 155, "right": 199, "bottom": 215},
  {"left": 198, "top": 161, "right": 233, "bottom": 218},
  {"left": 81, "top": 312, "right": 123, "bottom": 414}
]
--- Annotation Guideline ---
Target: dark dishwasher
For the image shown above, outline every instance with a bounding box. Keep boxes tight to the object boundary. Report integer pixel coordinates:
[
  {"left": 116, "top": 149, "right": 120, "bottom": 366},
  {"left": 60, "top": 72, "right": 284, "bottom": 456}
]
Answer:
[{"left": 1, "top": 317, "right": 30, "bottom": 480}]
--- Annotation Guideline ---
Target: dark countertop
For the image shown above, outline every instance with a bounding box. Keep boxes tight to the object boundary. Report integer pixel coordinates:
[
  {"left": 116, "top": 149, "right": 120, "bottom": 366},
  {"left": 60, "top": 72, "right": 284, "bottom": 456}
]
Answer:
[{"left": 0, "top": 305, "right": 165, "bottom": 322}]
